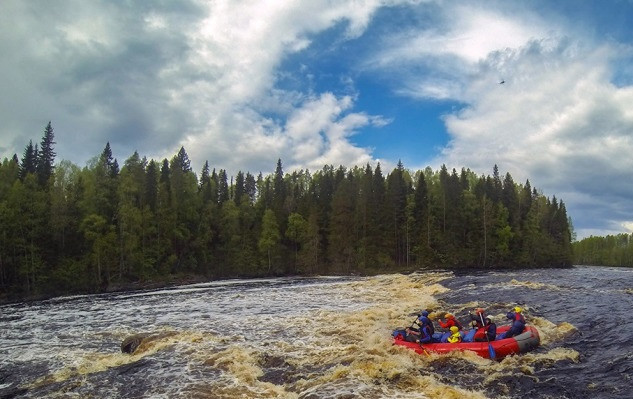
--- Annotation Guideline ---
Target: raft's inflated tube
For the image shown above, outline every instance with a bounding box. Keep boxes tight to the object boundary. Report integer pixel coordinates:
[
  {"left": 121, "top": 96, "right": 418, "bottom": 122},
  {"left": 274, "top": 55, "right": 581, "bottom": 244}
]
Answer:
[{"left": 393, "top": 325, "right": 540, "bottom": 359}]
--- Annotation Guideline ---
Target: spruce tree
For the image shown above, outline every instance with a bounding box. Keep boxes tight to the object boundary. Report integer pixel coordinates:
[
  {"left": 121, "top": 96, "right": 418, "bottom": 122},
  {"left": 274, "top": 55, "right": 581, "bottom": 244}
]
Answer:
[
  {"left": 234, "top": 171, "right": 245, "bottom": 205},
  {"left": 37, "top": 121, "right": 56, "bottom": 187},
  {"left": 412, "top": 170, "right": 430, "bottom": 264},
  {"left": 386, "top": 160, "right": 409, "bottom": 267},
  {"left": 174, "top": 146, "right": 191, "bottom": 173},
  {"left": 199, "top": 161, "right": 213, "bottom": 204},
  {"left": 145, "top": 160, "right": 159, "bottom": 212},
  {"left": 245, "top": 172, "right": 257, "bottom": 204},
  {"left": 20, "top": 140, "right": 38, "bottom": 181},
  {"left": 273, "top": 159, "right": 287, "bottom": 230},
  {"left": 218, "top": 169, "right": 229, "bottom": 204}
]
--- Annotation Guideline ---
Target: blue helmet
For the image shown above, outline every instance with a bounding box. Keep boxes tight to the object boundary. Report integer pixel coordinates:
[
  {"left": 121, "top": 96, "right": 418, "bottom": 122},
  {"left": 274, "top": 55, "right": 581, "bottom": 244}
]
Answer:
[
  {"left": 506, "top": 312, "right": 515, "bottom": 319},
  {"left": 420, "top": 310, "right": 429, "bottom": 317},
  {"left": 418, "top": 316, "right": 429, "bottom": 324}
]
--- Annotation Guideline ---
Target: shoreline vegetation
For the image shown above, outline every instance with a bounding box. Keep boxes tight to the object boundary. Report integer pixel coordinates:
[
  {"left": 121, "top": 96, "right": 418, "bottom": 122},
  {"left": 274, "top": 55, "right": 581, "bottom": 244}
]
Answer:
[
  {"left": 3, "top": 265, "right": 578, "bottom": 306},
  {"left": 573, "top": 234, "right": 633, "bottom": 268},
  {"left": 1, "top": 123, "right": 574, "bottom": 303}
]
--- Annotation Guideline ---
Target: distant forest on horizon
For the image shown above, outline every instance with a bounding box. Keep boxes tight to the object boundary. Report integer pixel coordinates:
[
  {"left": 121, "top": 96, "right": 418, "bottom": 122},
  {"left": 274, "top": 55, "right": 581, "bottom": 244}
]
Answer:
[
  {"left": 0, "top": 122, "right": 576, "bottom": 301},
  {"left": 573, "top": 234, "right": 633, "bottom": 268}
]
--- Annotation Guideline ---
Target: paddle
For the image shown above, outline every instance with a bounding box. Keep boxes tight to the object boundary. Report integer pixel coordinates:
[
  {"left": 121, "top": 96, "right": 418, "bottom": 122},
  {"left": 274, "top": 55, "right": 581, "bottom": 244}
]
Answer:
[{"left": 479, "top": 312, "right": 496, "bottom": 360}]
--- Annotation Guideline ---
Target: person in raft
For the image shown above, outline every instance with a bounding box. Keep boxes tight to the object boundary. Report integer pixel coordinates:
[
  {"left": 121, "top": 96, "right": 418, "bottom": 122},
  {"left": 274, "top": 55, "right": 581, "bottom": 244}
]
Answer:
[
  {"left": 513, "top": 306, "right": 526, "bottom": 325},
  {"left": 470, "top": 308, "right": 492, "bottom": 341},
  {"left": 447, "top": 326, "right": 462, "bottom": 343},
  {"left": 438, "top": 313, "right": 463, "bottom": 331},
  {"left": 416, "top": 310, "right": 435, "bottom": 335},
  {"left": 405, "top": 316, "right": 433, "bottom": 344},
  {"left": 469, "top": 308, "right": 486, "bottom": 328},
  {"left": 483, "top": 316, "right": 497, "bottom": 341},
  {"left": 498, "top": 307, "right": 526, "bottom": 339}
]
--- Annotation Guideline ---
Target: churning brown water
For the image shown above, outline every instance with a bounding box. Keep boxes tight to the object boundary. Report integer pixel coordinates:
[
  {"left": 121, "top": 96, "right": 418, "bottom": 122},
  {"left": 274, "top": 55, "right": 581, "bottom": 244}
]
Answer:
[{"left": 1, "top": 266, "right": 629, "bottom": 398}]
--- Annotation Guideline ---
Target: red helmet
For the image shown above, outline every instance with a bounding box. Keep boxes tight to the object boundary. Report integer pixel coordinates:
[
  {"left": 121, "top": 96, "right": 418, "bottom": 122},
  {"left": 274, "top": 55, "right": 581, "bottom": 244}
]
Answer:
[{"left": 475, "top": 308, "right": 485, "bottom": 314}]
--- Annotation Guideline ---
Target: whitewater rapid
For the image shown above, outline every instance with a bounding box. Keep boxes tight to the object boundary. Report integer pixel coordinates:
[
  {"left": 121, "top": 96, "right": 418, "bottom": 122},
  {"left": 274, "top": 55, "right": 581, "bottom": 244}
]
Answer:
[{"left": 2, "top": 267, "right": 627, "bottom": 398}]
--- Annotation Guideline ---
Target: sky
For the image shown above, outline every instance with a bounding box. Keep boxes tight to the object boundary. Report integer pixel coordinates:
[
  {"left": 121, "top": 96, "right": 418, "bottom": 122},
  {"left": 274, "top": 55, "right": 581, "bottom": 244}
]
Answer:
[{"left": 1, "top": 0, "right": 633, "bottom": 240}]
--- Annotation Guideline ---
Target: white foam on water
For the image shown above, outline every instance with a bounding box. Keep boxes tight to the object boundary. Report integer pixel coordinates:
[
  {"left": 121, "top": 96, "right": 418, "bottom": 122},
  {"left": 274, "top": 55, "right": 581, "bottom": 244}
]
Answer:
[{"left": 2, "top": 271, "right": 580, "bottom": 398}]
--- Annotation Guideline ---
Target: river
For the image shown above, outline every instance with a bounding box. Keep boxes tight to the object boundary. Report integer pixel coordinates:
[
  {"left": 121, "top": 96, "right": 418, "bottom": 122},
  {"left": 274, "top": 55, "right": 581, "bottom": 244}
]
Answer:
[{"left": 0, "top": 266, "right": 631, "bottom": 398}]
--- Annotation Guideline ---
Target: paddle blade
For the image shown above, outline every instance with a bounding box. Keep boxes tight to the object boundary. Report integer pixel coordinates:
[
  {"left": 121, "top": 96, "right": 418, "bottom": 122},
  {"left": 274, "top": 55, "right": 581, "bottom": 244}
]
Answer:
[{"left": 488, "top": 343, "right": 496, "bottom": 359}]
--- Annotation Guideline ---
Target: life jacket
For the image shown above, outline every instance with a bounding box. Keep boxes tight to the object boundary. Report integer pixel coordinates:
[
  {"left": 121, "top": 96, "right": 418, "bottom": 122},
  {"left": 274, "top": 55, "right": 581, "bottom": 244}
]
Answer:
[
  {"left": 515, "top": 312, "right": 525, "bottom": 324},
  {"left": 447, "top": 332, "right": 462, "bottom": 343},
  {"left": 440, "top": 318, "right": 463, "bottom": 330},
  {"left": 473, "top": 327, "right": 486, "bottom": 341}
]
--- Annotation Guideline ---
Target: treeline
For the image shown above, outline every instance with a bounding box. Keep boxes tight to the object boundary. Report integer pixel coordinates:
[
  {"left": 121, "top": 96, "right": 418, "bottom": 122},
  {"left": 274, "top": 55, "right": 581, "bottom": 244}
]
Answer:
[
  {"left": 573, "top": 234, "right": 633, "bottom": 267},
  {"left": 0, "top": 123, "right": 573, "bottom": 300}
]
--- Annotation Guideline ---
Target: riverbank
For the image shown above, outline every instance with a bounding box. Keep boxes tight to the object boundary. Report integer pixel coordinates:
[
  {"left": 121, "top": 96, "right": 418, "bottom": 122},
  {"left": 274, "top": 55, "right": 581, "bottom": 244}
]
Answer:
[{"left": 0, "top": 263, "right": 576, "bottom": 305}]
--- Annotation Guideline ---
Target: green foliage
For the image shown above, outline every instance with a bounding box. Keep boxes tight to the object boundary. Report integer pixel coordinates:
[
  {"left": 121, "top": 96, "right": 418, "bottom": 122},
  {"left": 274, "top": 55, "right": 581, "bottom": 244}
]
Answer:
[
  {"left": 286, "top": 212, "right": 307, "bottom": 273},
  {"left": 0, "top": 126, "right": 576, "bottom": 300},
  {"left": 259, "top": 209, "right": 281, "bottom": 274},
  {"left": 36, "top": 122, "right": 56, "bottom": 187},
  {"left": 573, "top": 233, "right": 633, "bottom": 267}
]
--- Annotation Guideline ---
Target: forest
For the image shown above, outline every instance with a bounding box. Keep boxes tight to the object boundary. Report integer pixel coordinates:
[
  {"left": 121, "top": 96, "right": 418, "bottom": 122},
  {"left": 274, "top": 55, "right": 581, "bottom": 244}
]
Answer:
[
  {"left": 573, "top": 234, "right": 633, "bottom": 267},
  {"left": 0, "top": 123, "right": 573, "bottom": 301}
]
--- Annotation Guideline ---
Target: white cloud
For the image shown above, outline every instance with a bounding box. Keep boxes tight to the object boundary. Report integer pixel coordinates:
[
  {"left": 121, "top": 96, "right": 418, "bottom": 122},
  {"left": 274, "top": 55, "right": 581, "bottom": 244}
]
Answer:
[
  {"left": 181, "top": 92, "right": 386, "bottom": 175},
  {"left": 437, "top": 40, "right": 633, "bottom": 239},
  {"left": 361, "top": 2, "right": 633, "bottom": 238},
  {"left": 3, "top": 0, "right": 633, "bottom": 241},
  {"left": 364, "top": 3, "right": 555, "bottom": 100},
  {"left": 0, "top": 0, "right": 399, "bottom": 174}
]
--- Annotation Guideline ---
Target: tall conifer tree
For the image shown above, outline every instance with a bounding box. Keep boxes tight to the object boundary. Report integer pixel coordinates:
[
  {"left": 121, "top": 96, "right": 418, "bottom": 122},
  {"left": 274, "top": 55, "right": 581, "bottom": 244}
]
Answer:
[
  {"left": 37, "top": 122, "right": 56, "bottom": 187},
  {"left": 20, "top": 140, "right": 38, "bottom": 181}
]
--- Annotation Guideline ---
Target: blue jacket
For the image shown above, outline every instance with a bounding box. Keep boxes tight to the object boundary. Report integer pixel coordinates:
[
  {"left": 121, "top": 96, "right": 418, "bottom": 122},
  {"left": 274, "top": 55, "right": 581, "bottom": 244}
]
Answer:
[
  {"left": 417, "top": 315, "right": 435, "bottom": 335},
  {"left": 505, "top": 312, "right": 525, "bottom": 338},
  {"left": 486, "top": 322, "right": 497, "bottom": 341},
  {"left": 418, "top": 324, "right": 433, "bottom": 343}
]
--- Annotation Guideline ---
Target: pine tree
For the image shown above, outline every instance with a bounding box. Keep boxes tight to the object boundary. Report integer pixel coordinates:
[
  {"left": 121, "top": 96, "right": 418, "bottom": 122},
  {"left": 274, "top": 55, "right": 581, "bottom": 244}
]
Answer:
[
  {"left": 36, "top": 122, "right": 56, "bottom": 187},
  {"left": 286, "top": 212, "right": 307, "bottom": 273},
  {"left": 491, "top": 164, "right": 502, "bottom": 202},
  {"left": 94, "top": 143, "right": 119, "bottom": 223},
  {"left": 234, "top": 171, "right": 245, "bottom": 205},
  {"left": 245, "top": 172, "right": 257, "bottom": 204},
  {"left": 412, "top": 170, "right": 431, "bottom": 265},
  {"left": 273, "top": 159, "right": 287, "bottom": 230},
  {"left": 174, "top": 146, "right": 191, "bottom": 173},
  {"left": 199, "top": 161, "right": 214, "bottom": 204},
  {"left": 386, "top": 161, "right": 409, "bottom": 267},
  {"left": 145, "top": 160, "right": 159, "bottom": 212},
  {"left": 371, "top": 163, "right": 390, "bottom": 267},
  {"left": 259, "top": 209, "right": 280, "bottom": 274},
  {"left": 218, "top": 169, "right": 229, "bottom": 204},
  {"left": 20, "top": 140, "right": 38, "bottom": 181},
  {"left": 328, "top": 174, "right": 355, "bottom": 272},
  {"left": 355, "top": 164, "right": 373, "bottom": 270},
  {"left": 502, "top": 172, "right": 519, "bottom": 229}
]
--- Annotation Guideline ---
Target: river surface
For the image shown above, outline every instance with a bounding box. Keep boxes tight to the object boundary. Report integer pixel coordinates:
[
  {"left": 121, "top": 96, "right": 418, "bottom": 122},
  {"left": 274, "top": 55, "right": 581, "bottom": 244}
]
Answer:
[{"left": 0, "top": 266, "right": 631, "bottom": 398}]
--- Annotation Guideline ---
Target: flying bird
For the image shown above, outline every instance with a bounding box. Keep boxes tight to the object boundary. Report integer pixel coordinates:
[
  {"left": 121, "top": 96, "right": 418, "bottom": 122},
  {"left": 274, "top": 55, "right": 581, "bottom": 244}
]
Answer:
[{"left": 499, "top": 79, "right": 505, "bottom": 84}]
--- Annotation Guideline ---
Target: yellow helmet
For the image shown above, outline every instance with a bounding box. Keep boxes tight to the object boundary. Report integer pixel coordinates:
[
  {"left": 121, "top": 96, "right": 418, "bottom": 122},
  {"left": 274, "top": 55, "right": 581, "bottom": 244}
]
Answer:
[
  {"left": 445, "top": 313, "right": 454, "bottom": 319},
  {"left": 514, "top": 306, "right": 522, "bottom": 313},
  {"left": 450, "top": 326, "right": 459, "bottom": 333}
]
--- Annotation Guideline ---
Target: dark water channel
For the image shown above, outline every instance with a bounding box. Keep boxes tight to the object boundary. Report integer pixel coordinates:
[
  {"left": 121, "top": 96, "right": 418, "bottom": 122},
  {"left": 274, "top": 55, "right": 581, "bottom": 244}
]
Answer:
[{"left": 435, "top": 266, "right": 633, "bottom": 398}]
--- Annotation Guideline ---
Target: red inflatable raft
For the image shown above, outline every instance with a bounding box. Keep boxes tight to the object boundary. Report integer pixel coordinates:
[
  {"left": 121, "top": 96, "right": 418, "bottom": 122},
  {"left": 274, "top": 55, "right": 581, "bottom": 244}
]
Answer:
[{"left": 393, "top": 325, "right": 540, "bottom": 359}]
